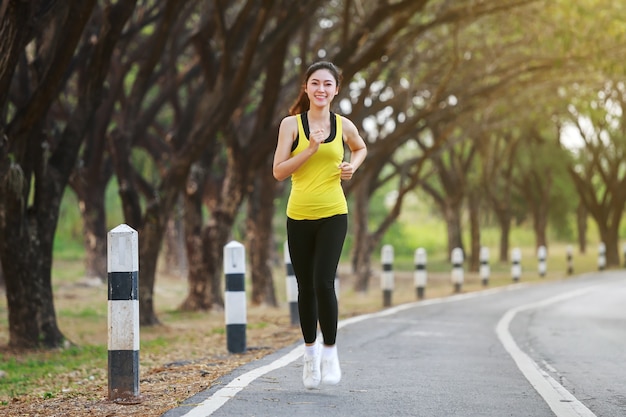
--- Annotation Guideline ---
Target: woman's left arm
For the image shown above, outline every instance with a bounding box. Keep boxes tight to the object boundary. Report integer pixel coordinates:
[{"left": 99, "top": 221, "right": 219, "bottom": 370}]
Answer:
[{"left": 339, "top": 116, "right": 368, "bottom": 180}]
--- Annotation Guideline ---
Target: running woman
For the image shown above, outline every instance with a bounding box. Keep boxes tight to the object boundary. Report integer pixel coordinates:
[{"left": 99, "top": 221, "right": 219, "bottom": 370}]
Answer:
[{"left": 273, "top": 61, "right": 367, "bottom": 389}]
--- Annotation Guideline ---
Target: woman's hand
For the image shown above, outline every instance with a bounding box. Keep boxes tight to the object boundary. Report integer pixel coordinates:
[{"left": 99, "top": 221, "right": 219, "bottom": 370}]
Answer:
[
  {"left": 308, "top": 128, "right": 326, "bottom": 152},
  {"left": 339, "top": 161, "right": 354, "bottom": 180}
]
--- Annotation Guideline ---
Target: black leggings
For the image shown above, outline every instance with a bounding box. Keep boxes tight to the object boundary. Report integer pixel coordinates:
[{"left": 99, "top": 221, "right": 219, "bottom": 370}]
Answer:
[{"left": 287, "top": 214, "right": 347, "bottom": 345}]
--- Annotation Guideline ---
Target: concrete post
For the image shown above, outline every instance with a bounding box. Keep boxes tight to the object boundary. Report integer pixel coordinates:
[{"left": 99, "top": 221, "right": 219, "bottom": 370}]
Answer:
[
  {"left": 414, "top": 248, "right": 427, "bottom": 299},
  {"left": 224, "top": 240, "right": 246, "bottom": 353},
  {"left": 107, "top": 224, "right": 140, "bottom": 403},
  {"left": 537, "top": 245, "right": 547, "bottom": 278},
  {"left": 566, "top": 245, "right": 574, "bottom": 275},
  {"left": 598, "top": 242, "right": 606, "bottom": 271},
  {"left": 479, "top": 246, "right": 490, "bottom": 286},
  {"left": 283, "top": 241, "right": 299, "bottom": 326},
  {"left": 381, "top": 244, "right": 394, "bottom": 307},
  {"left": 511, "top": 248, "right": 522, "bottom": 282},
  {"left": 451, "top": 247, "right": 464, "bottom": 293}
]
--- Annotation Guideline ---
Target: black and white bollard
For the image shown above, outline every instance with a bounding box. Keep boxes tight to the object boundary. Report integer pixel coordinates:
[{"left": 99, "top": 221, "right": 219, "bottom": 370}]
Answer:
[
  {"left": 381, "top": 244, "right": 394, "bottom": 307},
  {"left": 224, "top": 240, "right": 247, "bottom": 354},
  {"left": 107, "top": 224, "right": 140, "bottom": 403},
  {"left": 283, "top": 241, "right": 299, "bottom": 326},
  {"left": 511, "top": 248, "right": 522, "bottom": 282},
  {"left": 598, "top": 242, "right": 606, "bottom": 271},
  {"left": 566, "top": 245, "right": 574, "bottom": 275},
  {"left": 537, "top": 245, "right": 547, "bottom": 278},
  {"left": 414, "top": 248, "right": 427, "bottom": 299},
  {"left": 451, "top": 247, "right": 464, "bottom": 293},
  {"left": 479, "top": 246, "right": 490, "bottom": 286}
]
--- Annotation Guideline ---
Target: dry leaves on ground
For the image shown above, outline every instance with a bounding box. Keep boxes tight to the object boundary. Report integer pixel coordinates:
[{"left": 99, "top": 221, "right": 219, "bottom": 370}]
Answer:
[{"left": 2, "top": 312, "right": 302, "bottom": 417}]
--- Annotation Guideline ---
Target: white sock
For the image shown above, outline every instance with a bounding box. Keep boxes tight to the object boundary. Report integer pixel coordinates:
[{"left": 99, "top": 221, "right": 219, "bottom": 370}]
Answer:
[
  {"left": 322, "top": 344, "right": 337, "bottom": 359},
  {"left": 304, "top": 343, "right": 318, "bottom": 357}
]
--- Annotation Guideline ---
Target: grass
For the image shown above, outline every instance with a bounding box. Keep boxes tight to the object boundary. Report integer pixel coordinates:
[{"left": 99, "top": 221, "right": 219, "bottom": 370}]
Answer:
[{"left": 0, "top": 345, "right": 107, "bottom": 401}]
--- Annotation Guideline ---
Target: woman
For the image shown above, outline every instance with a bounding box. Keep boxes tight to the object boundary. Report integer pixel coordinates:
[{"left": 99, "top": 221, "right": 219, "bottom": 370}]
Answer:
[{"left": 273, "top": 61, "right": 367, "bottom": 389}]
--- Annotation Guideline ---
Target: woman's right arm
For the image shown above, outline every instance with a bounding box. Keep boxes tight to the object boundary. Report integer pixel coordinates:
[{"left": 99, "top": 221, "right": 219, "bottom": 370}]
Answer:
[{"left": 273, "top": 116, "right": 317, "bottom": 181}]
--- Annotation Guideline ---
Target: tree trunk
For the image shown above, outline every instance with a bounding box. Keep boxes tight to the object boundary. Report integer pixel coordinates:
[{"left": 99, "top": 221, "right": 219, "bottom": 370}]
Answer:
[
  {"left": 351, "top": 185, "right": 373, "bottom": 292},
  {"left": 353, "top": 237, "right": 375, "bottom": 293},
  {"left": 521, "top": 171, "right": 551, "bottom": 251},
  {"left": 164, "top": 201, "right": 187, "bottom": 277},
  {"left": 468, "top": 191, "right": 480, "bottom": 272},
  {"left": 596, "top": 202, "right": 624, "bottom": 267},
  {"left": 0, "top": 160, "right": 67, "bottom": 348},
  {"left": 495, "top": 207, "right": 511, "bottom": 263},
  {"left": 597, "top": 221, "right": 621, "bottom": 267},
  {"left": 137, "top": 207, "right": 167, "bottom": 325},
  {"left": 73, "top": 182, "right": 108, "bottom": 282},
  {"left": 571, "top": 177, "right": 625, "bottom": 267},
  {"left": 444, "top": 201, "right": 464, "bottom": 260},
  {"left": 246, "top": 166, "right": 278, "bottom": 307},
  {"left": 0, "top": 0, "right": 30, "bottom": 107},
  {"left": 200, "top": 151, "right": 248, "bottom": 309},
  {"left": 1, "top": 238, "right": 65, "bottom": 348},
  {"left": 532, "top": 205, "right": 549, "bottom": 251},
  {"left": 577, "top": 202, "right": 587, "bottom": 254},
  {"left": 202, "top": 218, "right": 228, "bottom": 308},
  {"left": 179, "top": 164, "right": 210, "bottom": 310}
]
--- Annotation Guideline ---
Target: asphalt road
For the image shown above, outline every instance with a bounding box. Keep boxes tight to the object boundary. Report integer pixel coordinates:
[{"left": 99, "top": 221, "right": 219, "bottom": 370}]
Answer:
[{"left": 162, "top": 271, "right": 626, "bottom": 417}]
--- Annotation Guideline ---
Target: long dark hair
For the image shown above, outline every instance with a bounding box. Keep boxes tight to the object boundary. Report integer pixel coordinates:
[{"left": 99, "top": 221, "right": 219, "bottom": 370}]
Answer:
[{"left": 289, "top": 61, "right": 342, "bottom": 116}]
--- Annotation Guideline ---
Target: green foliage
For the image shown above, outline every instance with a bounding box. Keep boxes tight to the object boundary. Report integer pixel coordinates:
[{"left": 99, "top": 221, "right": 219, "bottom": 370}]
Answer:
[
  {"left": 248, "top": 322, "right": 269, "bottom": 330},
  {"left": 104, "top": 180, "right": 125, "bottom": 230},
  {"left": 58, "top": 307, "right": 105, "bottom": 320},
  {"left": 0, "top": 345, "right": 107, "bottom": 399},
  {"left": 50, "top": 260, "right": 85, "bottom": 285},
  {"left": 141, "top": 336, "right": 173, "bottom": 352},
  {"left": 548, "top": 195, "right": 576, "bottom": 241},
  {"left": 55, "top": 191, "right": 84, "bottom": 260},
  {"left": 55, "top": 174, "right": 126, "bottom": 262},
  {"left": 391, "top": 214, "right": 448, "bottom": 257}
]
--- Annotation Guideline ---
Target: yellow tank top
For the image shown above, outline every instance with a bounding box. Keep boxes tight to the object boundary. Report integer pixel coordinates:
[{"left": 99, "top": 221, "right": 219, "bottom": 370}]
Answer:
[{"left": 286, "top": 112, "right": 348, "bottom": 220}]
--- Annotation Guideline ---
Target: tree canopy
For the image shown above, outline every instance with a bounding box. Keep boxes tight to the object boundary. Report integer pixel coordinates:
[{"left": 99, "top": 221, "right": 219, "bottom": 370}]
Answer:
[{"left": 1, "top": 0, "right": 625, "bottom": 350}]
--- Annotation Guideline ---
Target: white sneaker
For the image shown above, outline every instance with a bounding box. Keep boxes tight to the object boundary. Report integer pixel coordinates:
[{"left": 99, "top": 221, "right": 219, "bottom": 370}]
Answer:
[
  {"left": 302, "top": 345, "right": 321, "bottom": 389},
  {"left": 321, "top": 347, "right": 341, "bottom": 385}
]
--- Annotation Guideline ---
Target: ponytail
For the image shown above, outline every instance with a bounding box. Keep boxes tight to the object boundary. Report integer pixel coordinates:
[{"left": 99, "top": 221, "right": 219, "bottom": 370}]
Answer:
[{"left": 289, "top": 90, "right": 310, "bottom": 115}]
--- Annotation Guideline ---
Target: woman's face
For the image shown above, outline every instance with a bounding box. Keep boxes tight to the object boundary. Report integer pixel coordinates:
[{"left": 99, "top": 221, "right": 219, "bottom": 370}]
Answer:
[{"left": 305, "top": 69, "right": 339, "bottom": 108}]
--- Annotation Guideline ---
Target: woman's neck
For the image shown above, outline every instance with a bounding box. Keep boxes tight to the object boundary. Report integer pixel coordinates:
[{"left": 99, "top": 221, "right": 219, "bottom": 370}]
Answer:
[{"left": 307, "top": 106, "right": 330, "bottom": 124}]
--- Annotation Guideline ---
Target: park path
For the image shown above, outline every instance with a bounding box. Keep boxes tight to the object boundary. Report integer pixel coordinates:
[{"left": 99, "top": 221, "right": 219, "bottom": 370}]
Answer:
[{"left": 163, "top": 272, "right": 625, "bottom": 417}]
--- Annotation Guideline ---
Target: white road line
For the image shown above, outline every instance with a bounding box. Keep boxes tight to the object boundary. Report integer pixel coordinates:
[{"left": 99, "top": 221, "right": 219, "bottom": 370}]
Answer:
[
  {"left": 179, "top": 284, "right": 523, "bottom": 416},
  {"left": 495, "top": 288, "right": 597, "bottom": 417},
  {"left": 180, "top": 345, "right": 302, "bottom": 417}
]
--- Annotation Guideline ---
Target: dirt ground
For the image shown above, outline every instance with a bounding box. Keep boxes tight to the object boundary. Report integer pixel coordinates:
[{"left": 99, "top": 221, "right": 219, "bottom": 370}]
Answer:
[
  {"left": 0, "top": 268, "right": 311, "bottom": 417},
  {"left": 0, "top": 265, "right": 493, "bottom": 417},
  {"left": 2, "top": 320, "right": 301, "bottom": 417}
]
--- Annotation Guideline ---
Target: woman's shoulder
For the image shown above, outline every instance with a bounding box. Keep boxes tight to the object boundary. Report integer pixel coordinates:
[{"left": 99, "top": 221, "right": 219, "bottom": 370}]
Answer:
[
  {"left": 280, "top": 114, "right": 300, "bottom": 124},
  {"left": 337, "top": 113, "right": 352, "bottom": 123},
  {"left": 279, "top": 114, "right": 298, "bottom": 129},
  {"left": 338, "top": 114, "right": 358, "bottom": 131}
]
